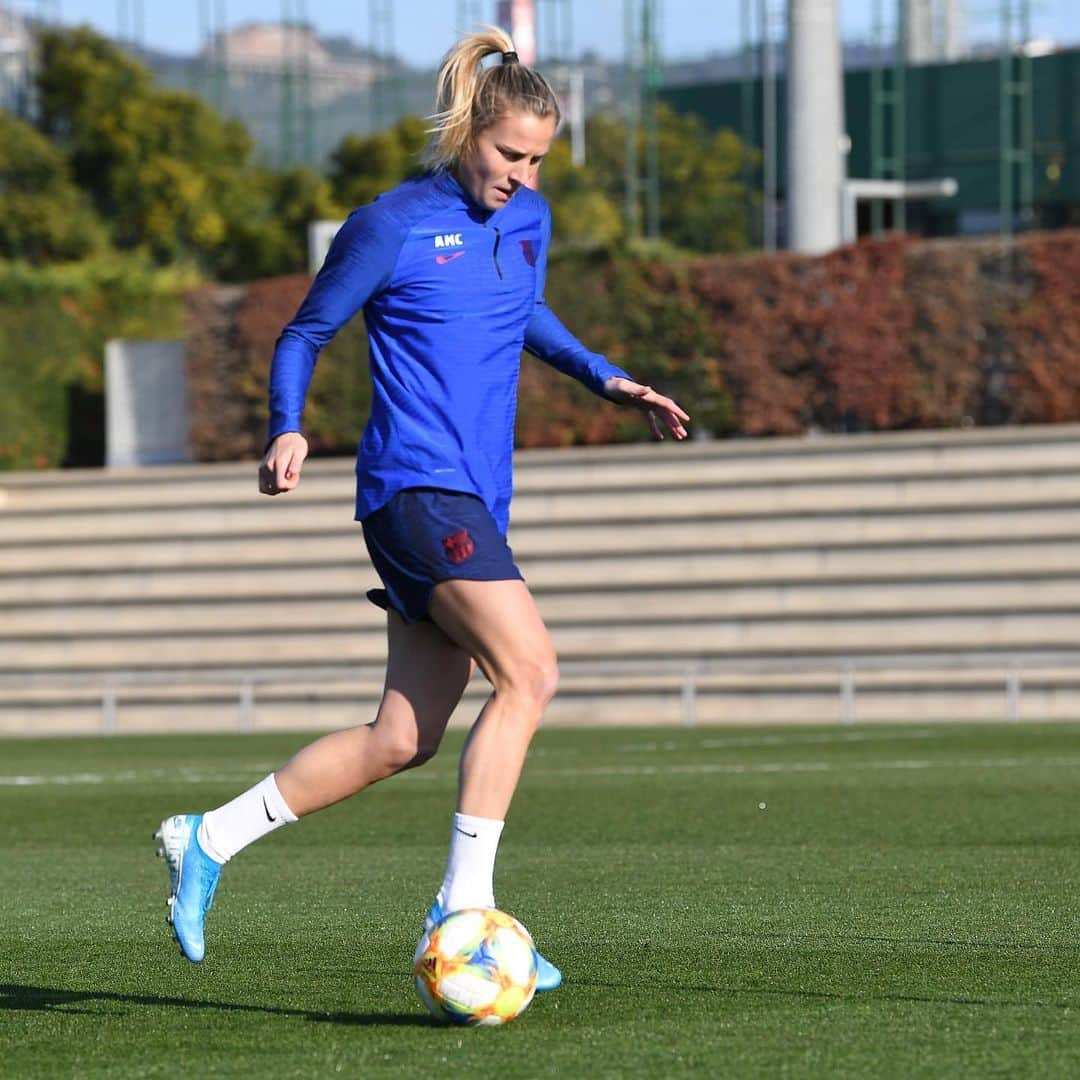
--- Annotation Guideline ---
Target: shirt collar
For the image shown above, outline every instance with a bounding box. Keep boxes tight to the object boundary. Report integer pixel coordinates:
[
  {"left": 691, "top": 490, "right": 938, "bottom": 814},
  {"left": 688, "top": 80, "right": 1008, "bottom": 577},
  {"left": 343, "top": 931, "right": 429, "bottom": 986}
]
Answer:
[{"left": 432, "top": 168, "right": 511, "bottom": 223}]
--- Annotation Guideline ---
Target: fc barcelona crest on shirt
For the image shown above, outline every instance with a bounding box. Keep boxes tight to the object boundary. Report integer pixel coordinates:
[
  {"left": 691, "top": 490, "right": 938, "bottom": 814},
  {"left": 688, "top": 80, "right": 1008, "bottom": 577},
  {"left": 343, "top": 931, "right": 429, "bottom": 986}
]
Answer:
[
  {"left": 442, "top": 529, "right": 476, "bottom": 564},
  {"left": 519, "top": 239, "right": 537, "bottom": 267}
]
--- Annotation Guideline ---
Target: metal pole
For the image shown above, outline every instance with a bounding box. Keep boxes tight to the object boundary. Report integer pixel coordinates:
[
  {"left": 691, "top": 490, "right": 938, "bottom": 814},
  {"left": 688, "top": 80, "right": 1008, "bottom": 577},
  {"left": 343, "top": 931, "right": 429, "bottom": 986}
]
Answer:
[
  {"left": 761, "top": 0, "right": 777, "bottom": 252},
  {"left": 739, "top": 0, "right": 757, "bottom": 246},
  {"left": 298, "top": 0, "right": 313, "bottom": 163},
  {"left": 102, "top": 681, "right": 117, "bottom": 734},
  {"left": 240, "top": 681, "right": 256, "bottom": 731},
  {"left": 281, "top": 0, "right": 295, "bottom": 166},
  {"left": 215, "top": 0, "right": 227, "bottom": 113},
  {"left": 1006, "top": 667, "right": 1022, "bottom": 723},
  {"left": 870, "top": 0, "right": 885, "bottom": 235},
  {"left": 787, "top": 0, "right": 845, "bottom": 254},
  {"left": 840, "top": 664, "right": 856, "bottom": 725},
  {"left": 894, "top": 0, "right": 907, "bottom": 232},
  {"left": 999, "top": 0, "right": 1013, "bottom": 237},
  {"left": 570, "top": 64, "right": 586, "bottom": 166},
  {"left": 1018, "top": 0, "right": 1034, "bottom": 226},
  {"left": 643, "top": 0, "right": 661, "bottom": 241},
  {"left": 681, "top": 664, "right": 698, "bottom": 726},
  {"left": 624, "top": 0, "right": 641, "bottom": 241}
]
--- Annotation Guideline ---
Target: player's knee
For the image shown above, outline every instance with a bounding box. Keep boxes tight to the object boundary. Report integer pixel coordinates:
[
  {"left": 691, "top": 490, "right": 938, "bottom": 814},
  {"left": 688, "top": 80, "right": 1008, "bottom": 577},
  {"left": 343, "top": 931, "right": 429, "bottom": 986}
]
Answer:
[
  {"left": 500, "top": 653, "right": 559, "bottom": 712},
  {"left": 377, "top": 727, "right": 441, "bottom": 776}
]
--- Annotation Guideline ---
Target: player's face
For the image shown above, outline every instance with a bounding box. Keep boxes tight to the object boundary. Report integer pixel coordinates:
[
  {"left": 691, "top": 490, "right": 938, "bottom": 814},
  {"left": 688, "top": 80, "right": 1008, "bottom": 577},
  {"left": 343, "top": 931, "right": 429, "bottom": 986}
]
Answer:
[{"left": 457, "top": 111, "right": 557, "bottom": 210}]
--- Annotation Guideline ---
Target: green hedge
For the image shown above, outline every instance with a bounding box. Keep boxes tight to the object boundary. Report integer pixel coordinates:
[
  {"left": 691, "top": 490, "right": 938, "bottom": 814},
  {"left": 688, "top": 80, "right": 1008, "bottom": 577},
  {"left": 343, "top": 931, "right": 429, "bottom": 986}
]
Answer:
[
  {"left": 0, "top": 257, "right": 193, "bottom": 470},
  {"left": 6, "top": 229, "right": 1080, "bottom": 470}
]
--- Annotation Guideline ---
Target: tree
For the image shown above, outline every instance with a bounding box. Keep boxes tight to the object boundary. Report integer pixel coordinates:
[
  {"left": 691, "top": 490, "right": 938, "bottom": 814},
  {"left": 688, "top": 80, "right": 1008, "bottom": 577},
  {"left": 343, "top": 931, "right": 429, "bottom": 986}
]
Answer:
[
  {"left": 328, "top": 116, "right": 428, "bottom": 209},
  {"left": 35, "top": 26, "right": 254, "bottom": 268},
  {"left": 0, "top": 111, "right": 107, "bottom": 263},
  {"left": 542, "top": 106, "right": 754, "bottom": 255},
  {"left": 217, "top": 166, "right": 344, "bottom": 282}
]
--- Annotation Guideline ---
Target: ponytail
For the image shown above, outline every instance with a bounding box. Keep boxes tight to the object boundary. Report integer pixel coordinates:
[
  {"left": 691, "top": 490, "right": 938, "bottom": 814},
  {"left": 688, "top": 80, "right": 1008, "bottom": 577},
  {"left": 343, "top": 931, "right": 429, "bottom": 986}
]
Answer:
[{"left": 423, "top": 27, "right": 561, "bottom": 171}]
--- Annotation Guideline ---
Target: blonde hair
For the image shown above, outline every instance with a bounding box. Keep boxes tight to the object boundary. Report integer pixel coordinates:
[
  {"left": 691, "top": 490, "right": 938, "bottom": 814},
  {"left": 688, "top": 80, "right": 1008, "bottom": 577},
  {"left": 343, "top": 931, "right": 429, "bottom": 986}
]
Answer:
[{"left": 423, "top": 27, "right": 561, "bottom": 171}]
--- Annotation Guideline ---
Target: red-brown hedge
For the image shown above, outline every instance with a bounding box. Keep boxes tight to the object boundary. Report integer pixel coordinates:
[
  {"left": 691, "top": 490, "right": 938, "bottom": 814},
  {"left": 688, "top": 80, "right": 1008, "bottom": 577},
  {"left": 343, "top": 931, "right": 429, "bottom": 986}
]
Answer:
[{"left": 184, "top": 229, "right": 1080, "bottom": 458}]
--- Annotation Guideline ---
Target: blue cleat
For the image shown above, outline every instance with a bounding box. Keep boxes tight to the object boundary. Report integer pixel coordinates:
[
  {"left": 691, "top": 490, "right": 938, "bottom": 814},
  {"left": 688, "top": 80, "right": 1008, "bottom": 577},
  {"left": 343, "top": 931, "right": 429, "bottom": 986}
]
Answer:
[
  {"left": 425, "top": 900, "right": 562, "bottom": 991},
  {"left": 155, "top": 814, "right": 221, "bottom": 963}
]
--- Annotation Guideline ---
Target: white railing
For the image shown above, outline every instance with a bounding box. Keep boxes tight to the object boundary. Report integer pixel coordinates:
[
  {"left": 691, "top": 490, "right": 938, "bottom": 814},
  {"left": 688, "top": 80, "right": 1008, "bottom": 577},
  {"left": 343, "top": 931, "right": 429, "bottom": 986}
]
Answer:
[{"left": 7, "top": 650, "right": 1079, "bottom": 734}]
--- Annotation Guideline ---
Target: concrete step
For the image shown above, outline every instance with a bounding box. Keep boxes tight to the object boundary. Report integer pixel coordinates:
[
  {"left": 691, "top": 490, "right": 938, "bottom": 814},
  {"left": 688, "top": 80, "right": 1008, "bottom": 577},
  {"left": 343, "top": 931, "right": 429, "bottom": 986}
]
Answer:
[
  {"left": 9, "top": 577, "right": 1080, "bottom": 637},
  {"left": 6, "top": 506, "right": 1080, "bottom": 575},
  {"left": 5, "top": 612, "right": 1080, "bottom": 674},
  {"left": 3, "top": 539, "right": 1077, "bottom": 604},
  {"left": 5, "top": 425, "right": 1080, "bottom": 512},
  {"left": 3, "top": 470, "right": 1080, "bottom": 544},
  {"left": 3, "top": 667, "right": 1077, "bottom": 735}
]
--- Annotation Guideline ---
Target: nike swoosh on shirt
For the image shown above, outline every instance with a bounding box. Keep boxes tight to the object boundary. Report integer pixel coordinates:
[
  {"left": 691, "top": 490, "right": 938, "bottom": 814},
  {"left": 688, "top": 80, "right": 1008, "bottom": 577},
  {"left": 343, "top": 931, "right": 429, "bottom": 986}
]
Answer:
[{"left": 435, "top": 251, "right": 466, "bottom": 264}]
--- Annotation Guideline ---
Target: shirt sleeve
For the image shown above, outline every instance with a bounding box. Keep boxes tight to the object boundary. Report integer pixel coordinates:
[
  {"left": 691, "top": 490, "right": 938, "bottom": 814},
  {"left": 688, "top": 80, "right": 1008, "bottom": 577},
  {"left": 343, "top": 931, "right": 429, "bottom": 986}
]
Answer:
[
  {"left": 523, "top": 201, "right": 632, "bottom": 398},
  {"left": 267, "top": 205, "right": 405, "bottom": 442}
]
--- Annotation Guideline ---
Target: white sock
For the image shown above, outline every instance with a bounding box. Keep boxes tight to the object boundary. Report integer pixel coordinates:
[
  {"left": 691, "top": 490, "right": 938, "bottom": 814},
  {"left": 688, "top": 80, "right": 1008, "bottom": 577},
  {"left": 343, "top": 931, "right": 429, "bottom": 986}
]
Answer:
[
  {"left": 436, "top": 813, "right": 505, "bottom": 913},
  {"left": 197, "top": 773, "right": 298, "bottom": 864}
]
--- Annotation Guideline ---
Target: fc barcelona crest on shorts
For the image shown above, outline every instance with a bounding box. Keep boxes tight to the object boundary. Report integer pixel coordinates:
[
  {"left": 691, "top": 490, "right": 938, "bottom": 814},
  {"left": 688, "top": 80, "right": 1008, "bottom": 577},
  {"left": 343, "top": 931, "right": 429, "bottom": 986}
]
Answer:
[{"left": 442, "top": 529, "right": 476, "bottom": 564}]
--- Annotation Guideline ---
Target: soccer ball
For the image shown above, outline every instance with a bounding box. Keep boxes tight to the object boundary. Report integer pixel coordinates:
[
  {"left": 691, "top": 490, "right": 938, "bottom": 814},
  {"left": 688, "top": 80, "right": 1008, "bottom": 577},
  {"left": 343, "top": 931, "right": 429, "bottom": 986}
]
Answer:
[{"left": 413, "top": 907, "right": 538, "bottom": 1025}]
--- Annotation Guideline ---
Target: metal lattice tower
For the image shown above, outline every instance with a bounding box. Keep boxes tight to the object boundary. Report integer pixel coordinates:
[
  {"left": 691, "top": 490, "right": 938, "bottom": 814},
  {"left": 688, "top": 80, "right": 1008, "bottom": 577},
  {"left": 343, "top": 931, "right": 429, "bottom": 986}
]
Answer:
[
  {"left": 737, "top": 0, "right": 781, "bottom": 250},
  {"left": 369, "top": 0, "right": 396, "bottom": 132},
  {"left": 623, "top": 0, "right": 641, "bottom": 240},
  {"left": 197, "top": 0, "right": 228, "bottom": 114},
  {"left": 297, "top": 0, "right": 313, "bottom": 163},
  {"left": 537, "top": 0, "right": 571, "bottom": 62},
  {"left": 642, "top": 0, "right": 661, "bottom": 241},
  {"left": 738, "top": 0, "right": 757, "bottom": 247},
  {"left": 999, "top": 0, "right": 1034, "bottom": 236},
  {"left": 623, "top": 0, "right": 660, "bottom": 242},
  {"left": 280, "top": 0, "right": 297, "bottom": 166},
  {"left": 279, "top": 0, "right": 316, "bottom": 165},
  {"left": 455, "top": 0, "right": 485, "bottom": 33},
  {"left": 870, "top": 0, "right": 907, "bottom": 235},
  {"left": 117, "top": 0, "right": 145, "bottom": 47}
]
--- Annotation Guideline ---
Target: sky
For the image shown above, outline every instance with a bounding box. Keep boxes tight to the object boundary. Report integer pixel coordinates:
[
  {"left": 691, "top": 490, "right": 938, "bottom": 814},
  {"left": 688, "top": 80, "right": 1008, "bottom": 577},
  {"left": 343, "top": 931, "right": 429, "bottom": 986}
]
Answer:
[{"left": 10, "top": 1, "right": 1080, "bottom": 65}]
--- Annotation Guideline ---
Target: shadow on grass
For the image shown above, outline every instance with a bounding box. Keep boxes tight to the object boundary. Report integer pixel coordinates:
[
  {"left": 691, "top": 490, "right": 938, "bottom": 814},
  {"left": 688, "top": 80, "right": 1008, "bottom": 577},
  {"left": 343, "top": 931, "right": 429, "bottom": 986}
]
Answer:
[{"left": 0, "top": 984, "right": 436, "bottom": 1027}]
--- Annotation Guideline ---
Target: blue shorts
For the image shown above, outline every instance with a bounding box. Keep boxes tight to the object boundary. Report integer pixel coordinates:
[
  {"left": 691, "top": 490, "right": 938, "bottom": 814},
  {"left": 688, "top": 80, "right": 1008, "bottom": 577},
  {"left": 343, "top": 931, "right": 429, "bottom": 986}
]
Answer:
[{"left": 361, "top": 487, "right": 523, "bottom": 624}]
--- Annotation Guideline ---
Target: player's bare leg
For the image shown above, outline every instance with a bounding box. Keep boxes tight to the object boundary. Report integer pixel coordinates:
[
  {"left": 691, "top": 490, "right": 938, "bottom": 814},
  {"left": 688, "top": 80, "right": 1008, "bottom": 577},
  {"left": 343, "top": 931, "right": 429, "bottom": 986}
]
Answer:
[
  {"left": 428, "top": 578, "right": 558, "bottom": 819},
  {"left": 426, "top": 577, "right": 563, "bottom": 989},
  {"left": 275, "top": 611, "right": 474, "bottom": 815},
  {"left": 157, "top": 610, "right": 473, "bottom": 962}
]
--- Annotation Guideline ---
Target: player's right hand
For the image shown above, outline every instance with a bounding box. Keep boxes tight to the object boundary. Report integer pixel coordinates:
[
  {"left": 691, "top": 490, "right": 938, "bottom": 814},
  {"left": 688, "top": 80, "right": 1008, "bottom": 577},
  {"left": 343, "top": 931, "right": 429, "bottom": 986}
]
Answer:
[{"left": 259, "top": 432, "right": 308, "bottom": 496}]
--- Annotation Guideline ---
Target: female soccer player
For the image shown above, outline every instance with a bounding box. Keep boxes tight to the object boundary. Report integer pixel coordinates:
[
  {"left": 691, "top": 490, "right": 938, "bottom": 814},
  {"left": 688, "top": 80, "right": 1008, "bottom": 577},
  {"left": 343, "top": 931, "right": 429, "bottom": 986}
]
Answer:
[{"left": 157, "top": 28, "right": 689, "bottom": 988}]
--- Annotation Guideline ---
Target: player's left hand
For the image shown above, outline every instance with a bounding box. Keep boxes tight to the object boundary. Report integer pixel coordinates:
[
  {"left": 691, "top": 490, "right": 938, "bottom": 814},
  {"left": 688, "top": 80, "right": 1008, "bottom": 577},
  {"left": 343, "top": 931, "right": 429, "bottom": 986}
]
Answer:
[{"left": 603, "top": 377, "right": 690, "bottom": 441}]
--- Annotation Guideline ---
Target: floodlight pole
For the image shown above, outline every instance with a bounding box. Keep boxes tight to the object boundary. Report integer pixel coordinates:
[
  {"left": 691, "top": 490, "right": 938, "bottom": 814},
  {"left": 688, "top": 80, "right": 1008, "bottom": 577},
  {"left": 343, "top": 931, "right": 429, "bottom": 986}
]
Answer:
[
  {"left": 197, "top": 0, "right": 228, "bottom": 114},
  {"left": 280, "top": 0, "right": 296, "bottom": 166},
  {"left": 787, "top": 0, "right": 846, "bottom": 254},
  {"left": 456, "top": 0, "right": 484, "bottom": 32},
  {"left": 623, "top": 0, "right": 641, "bottom": 240},
  {"left": 370, "top": 0, "right": 396, "bottom": 132},
  {"left": 739, "top": 0, "right": 757, "bottom": 247},
  {"left": 760, "top": 0, "right": 778, "bottom": 252},
  {"left": 642, "top": 0, "right": 661, "bottom": 241},
  {"left": 999, "top": 0, "right": 1034, "bottom": 237}
]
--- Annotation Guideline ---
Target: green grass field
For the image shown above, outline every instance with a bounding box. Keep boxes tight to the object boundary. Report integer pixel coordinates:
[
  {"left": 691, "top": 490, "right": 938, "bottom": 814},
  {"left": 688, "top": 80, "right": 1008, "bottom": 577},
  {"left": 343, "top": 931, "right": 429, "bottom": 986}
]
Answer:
[{"left": 3, "top": 722, "right": 1079, "bottom": 1077}]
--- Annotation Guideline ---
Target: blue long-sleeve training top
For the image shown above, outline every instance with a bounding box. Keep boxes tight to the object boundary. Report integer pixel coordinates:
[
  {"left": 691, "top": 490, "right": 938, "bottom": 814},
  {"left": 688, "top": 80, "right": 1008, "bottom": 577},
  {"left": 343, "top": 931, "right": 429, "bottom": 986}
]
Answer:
[{"left": 268, "top": 169, "right": 630, "bottom": 533}]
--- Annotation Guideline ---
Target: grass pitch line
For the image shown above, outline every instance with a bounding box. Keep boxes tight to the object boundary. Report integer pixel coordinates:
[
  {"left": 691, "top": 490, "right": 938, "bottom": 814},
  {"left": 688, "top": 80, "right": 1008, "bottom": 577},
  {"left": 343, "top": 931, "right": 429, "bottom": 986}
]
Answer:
[
  {"left": 6, "top": 753, "right": 1080, "bottom": 788},
  {"left": 618, "top": 723, "right": 1080, "bottom": 754},
  {"left": 538, "top": 754, "right": 1080, "bottom": 779}
]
